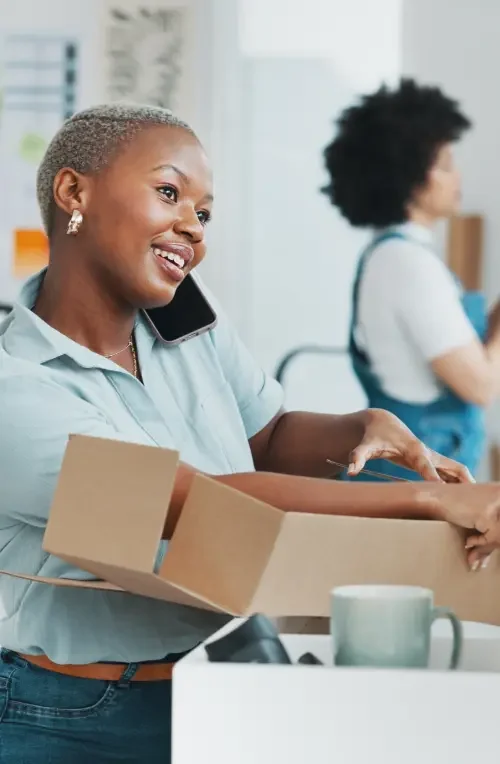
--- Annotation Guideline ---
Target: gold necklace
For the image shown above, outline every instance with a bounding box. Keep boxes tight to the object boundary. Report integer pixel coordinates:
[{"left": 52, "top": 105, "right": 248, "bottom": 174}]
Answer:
[
  {"left": 130, "top": 337, "right": 138, "bottom": 378},
  {"left": 104, "top": 335, "right": 138, "bottom": 378},
  {"left": 104, "top": 339, "right": 133, "bottom": 359}
]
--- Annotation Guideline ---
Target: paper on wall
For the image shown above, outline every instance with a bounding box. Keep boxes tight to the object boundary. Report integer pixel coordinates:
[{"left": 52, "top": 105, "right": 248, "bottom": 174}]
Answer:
[
  {"left": 0, "top": 32, "right": 79, "bottom": 280},
  {"left": 103, "top": 3, "right": 189, "bottom": 113}
]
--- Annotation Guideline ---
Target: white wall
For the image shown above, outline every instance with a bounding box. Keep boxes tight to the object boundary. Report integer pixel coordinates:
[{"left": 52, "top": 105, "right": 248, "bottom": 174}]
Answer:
[
  {"left": 236, "top": 0, "right": 402, "bottom": 412},
  {"left": 402, "top": 0, "right": 500, "bottom": 470}
]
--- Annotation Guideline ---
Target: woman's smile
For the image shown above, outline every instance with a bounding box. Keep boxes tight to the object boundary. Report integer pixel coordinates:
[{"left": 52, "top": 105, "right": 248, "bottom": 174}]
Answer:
[{"left": 149, "top": 241, "right": 194, "bottom": 283}]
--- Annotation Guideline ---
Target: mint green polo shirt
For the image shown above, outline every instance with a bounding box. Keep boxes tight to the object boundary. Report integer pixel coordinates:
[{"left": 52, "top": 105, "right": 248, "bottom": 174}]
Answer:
[{"left": 0, "top": 271, "right": 283, "bottom": 664}]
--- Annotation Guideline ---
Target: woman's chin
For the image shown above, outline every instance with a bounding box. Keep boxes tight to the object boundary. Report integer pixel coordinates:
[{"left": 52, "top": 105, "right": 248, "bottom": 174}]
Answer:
[{"left": 136, "top": 282, "right": 179, "bottom": 310}]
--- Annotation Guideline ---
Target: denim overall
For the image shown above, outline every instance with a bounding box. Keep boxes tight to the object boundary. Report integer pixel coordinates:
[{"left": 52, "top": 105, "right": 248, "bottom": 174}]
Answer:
[{"left": 349, "top": 231, "right": 486, "bottom": 480}]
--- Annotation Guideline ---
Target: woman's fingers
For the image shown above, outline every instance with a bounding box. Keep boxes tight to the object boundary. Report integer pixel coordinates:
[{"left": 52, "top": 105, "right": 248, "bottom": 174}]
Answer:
[
  {"left": 347, "top": 444, "right": 371, "bottom": 475},
  {"left": 465, "top": 533, "right": 490, "bottom": 550},
  {"left": 465, "top": 533, "right": 497, "bottom": 570},
  {"left": 436, "top": 463, "right": 475, "bottom": 484},
  {"left": 405, "top": 444, "right": 440, "bottom": 481},
  {"left": 467, "top": 550, "right": 493, "bottom": 571},
  {"left": 349, "top": 439, "right": 443, "bottom": 481}
]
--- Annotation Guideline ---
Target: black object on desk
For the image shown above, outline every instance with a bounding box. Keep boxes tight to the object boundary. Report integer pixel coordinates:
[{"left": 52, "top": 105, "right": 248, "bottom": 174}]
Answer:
[
  {"left": 297, "top": 652, "right": 323, "bottom": 665},
  {"left": 205, "top": 614, "right": 324, "bottom": 666}
]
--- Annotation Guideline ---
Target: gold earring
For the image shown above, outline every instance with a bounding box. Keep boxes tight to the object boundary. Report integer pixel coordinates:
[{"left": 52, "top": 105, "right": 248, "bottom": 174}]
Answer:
[{"left": 67, "top": 210, "right": 83, "bottom": 235}]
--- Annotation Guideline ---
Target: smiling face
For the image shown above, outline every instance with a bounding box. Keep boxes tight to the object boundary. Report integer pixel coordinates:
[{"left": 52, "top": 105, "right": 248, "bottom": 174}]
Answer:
[{"left": 53, "top": 124, "right": 213, "bottom": 309}]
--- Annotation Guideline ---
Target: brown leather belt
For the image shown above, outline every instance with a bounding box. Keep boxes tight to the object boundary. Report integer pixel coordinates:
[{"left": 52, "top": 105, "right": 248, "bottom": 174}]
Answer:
[{"left": 20, "top": 653, "right": 175, "bottom": 682}]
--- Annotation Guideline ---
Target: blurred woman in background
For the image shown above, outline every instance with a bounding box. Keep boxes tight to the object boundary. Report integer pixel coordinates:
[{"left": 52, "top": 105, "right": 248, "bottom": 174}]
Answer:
[{"left": 322, "top": 78, "right": 500, "bottom": 479}]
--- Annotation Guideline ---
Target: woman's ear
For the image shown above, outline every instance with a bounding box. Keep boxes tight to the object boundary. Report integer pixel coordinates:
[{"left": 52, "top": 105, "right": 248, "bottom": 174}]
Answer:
[{"left": 52, "top": 168, "right": 91, "bottom": 216}]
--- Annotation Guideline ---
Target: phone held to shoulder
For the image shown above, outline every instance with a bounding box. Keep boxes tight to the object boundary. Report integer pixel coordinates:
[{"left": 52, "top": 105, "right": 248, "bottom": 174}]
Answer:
[{"left": 143, "top": 274, "right": 217, "bottom": 346}]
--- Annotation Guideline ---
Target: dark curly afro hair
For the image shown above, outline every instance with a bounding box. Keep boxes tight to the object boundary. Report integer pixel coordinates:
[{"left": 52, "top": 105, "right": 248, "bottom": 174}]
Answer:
[{"left": 321, "top": 78, "right": 471, "bottom": 228}]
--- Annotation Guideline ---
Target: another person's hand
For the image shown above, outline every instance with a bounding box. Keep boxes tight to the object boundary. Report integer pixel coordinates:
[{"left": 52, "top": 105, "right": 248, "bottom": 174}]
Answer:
[
  {"left": 426, "top": 484, "right": 500, "bottom": 570},
  {"left": 346, "top": 409, "right": 473, "bottom": 483}
]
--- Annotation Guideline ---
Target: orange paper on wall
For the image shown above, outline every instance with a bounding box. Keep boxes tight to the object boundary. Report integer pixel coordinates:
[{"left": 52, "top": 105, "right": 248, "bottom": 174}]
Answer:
[{"left": 13, "top": 229, "right": 49, "bottom": 278}]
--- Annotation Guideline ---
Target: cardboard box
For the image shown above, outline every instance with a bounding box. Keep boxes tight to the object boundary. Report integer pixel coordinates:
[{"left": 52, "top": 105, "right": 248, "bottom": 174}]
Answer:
[
  {"left": 172, "top": 619, "right": 500, "bottom": 764},
  {"left": 3, "top": 434, "right": 500, "bottom": 624},
  {"left": 490, "top": 443, "right": 500, "bottom": 481},
  {"left": 447, "top": 214, "right": 483, "bottom": 291}
]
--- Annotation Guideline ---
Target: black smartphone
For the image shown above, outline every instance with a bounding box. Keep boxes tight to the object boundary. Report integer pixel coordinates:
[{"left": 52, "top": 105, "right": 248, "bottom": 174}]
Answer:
[{"left": 143, "top": 274, "right": 217, "bottom": 345}]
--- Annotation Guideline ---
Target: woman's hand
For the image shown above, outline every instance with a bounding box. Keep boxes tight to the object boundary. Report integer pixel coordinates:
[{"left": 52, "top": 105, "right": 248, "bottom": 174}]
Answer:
[
  {"left": 347, "top": 409, "right": 473, "bottom": 483},
  {"left": 423, "top": 484, "right": 500, "bottom": 570}
]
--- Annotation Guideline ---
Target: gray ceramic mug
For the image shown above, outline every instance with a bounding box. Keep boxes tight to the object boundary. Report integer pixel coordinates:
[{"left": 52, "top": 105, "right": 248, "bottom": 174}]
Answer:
[{"left": 331, "top": 585, "right": 463, "bottom": 669}]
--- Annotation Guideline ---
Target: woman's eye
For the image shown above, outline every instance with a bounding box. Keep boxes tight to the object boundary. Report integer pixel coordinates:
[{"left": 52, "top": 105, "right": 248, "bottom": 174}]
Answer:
[
  {"left": 158, "top": 185, "right": 178, "bottom": 202},
  {"left": 197, "top": 210, "right": 211, "bottom": 226}
]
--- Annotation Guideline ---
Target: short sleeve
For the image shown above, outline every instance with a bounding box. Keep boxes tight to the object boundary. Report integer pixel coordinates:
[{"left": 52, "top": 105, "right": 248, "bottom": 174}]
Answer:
[
  {"left": 203, "top": 287, "right": 284, "bottom": 438},
  {"left": 391, "top": 247, "right": 477, "bottom": 361},
  {"left": 0, "top": 374, "right": 148, "bottom": 528}
]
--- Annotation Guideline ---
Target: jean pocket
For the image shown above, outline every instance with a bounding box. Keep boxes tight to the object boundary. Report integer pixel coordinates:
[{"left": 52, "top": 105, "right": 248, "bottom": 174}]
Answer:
[
  {"left": 6, "top": 662, "right": 117, "bottom": 722},
  {"left": 0, "top": 685, "right": 8, "bottom": 723}
]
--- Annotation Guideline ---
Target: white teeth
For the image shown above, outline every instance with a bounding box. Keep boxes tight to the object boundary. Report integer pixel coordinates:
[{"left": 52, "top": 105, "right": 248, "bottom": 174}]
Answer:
[{"left": 152, "top": 247, "right": 185, "bottom": 268}]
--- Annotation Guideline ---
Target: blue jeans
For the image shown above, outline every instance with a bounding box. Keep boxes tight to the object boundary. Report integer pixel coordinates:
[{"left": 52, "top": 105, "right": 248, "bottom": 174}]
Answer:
[{"left": 0, "top": 649, "right": 174, "bottom": 763}]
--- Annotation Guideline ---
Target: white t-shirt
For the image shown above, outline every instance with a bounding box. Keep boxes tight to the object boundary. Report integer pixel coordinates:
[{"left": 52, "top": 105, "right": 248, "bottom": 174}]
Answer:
[{"left": 355, "top": 222, "right": 478, "bottom": 404}]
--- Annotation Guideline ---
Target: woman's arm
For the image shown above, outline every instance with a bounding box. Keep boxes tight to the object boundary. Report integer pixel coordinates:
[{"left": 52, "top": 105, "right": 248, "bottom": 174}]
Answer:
[
  {"left": 163, "top": 407, "right": 474, "bottom": 538},
  {"left": 368, "top": 242, "right": 500, "bottom": 407},
  {"left": 249, "top": 409, "right": 366, "bottom": 477},
  {"left": 164, "top": 461, "right": 500, "bottom": 560},
  {"left": 248, "top": 407, "right": 471, "bottom": 482},
  {"left": 432, "top": 300, "right": 500, "bottom": 406},
  {"left": 163, "top": 462, "right": 440, "bottom": 539}
]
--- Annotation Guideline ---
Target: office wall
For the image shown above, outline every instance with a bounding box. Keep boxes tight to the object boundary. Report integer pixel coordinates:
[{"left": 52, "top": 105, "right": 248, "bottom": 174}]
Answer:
[{"left": 236, "top": 0, "right": 402, "bottom": 411}]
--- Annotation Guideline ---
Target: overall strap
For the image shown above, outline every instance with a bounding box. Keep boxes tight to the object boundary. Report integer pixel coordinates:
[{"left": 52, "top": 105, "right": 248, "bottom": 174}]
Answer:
[{"left": 350, "top": 231, "right": 407, "bottom": 348}]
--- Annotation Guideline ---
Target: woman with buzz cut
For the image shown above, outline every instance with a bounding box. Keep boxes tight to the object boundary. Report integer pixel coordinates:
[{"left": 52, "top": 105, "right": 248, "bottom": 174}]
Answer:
[{"left": 0, "top": 102, "right": 495, "bottom": 763}]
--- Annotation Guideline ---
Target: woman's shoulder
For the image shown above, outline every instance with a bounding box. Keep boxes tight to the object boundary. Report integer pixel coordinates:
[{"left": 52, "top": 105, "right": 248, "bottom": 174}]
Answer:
[
  {"left": 0, "top": 346, "right": 52, "bottom": 388},
  {"left": 0, "top": 350, "right": 103, "bottom": 436},
  {"left": 366, "top": 234, "right": 453, "bottom": 282}
]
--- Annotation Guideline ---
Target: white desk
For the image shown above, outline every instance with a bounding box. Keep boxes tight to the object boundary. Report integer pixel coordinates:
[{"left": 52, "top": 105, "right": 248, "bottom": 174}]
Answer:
[{"left": 173, "top": 619, "right": 500, "bottom": 764}]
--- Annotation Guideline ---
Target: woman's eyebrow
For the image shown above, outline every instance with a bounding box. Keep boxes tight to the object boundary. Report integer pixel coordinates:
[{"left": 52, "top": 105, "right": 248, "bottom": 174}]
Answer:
[
  {"left": 152, "top": 163, "right": 189, "bottom": 181},
  {"left": 151, "top": 163, "right": 214, "bottom": 202}
]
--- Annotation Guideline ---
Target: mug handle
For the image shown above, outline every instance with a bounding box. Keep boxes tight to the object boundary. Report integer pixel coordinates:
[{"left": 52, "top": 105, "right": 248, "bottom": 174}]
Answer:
[{"left": 431, "top": 606, "right": 463, "bottom": 670}]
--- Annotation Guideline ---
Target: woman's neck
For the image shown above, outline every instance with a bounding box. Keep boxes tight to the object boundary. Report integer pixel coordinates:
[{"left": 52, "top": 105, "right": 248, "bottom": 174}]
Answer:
[
  {"left": 406, "top": 207, "right": 437, "bottom": 229},
  {"left": 34, "top": 261, "right": 137, "bottom": 357}
]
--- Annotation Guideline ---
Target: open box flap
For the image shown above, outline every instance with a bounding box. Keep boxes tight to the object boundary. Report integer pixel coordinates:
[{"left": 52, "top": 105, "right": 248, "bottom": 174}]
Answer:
[
  {"left": 251, "top": 513, "right": 500, "bottom": 623},
  {"left": 160, "top": 474, "right": 285, "bottom": 614},
  {"left": 43, "top": 434, "right": 179, "bottom": 572},
  {"left": 4, "top": 434, "right": 500, "bottom": 624},
  {"left": 0, "top": 570, "right": 122, "bottom": 589},
  {"left": 0, "top": 436, "right": 237, "bottom": 611},
  {"left": 58, "top": 558, "right": 229, "bottom": 612},
  {"left": 0, "top": 562, "right": 228, "bottom": 613}
]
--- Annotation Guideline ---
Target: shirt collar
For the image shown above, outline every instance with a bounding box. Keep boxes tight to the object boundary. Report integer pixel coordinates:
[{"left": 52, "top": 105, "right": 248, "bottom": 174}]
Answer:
[
  {"left": 384, "top": 221, "right": 435, "bottom": 247},
  {"left": 2, "top": 269, "right": 156, "bottom": 368}
]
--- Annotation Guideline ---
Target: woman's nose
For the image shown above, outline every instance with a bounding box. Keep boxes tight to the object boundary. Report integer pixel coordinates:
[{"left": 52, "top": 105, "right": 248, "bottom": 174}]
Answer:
[{"left": 174, "top": 206, "right": 204, "bottom": 242}]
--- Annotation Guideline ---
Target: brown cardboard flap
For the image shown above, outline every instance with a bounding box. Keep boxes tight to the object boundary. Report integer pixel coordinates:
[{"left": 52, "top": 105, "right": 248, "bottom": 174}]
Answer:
[
  {"left": 43, "top": 435, "right": 179, "bottom": 572},
  {"left": 5, "top": 434, "right": 500, "bottom": 625},
  {"left": 252, "top": 513, "right": 500, "bottom": 623},
  {"left": 54, "top": 558, "right": 228, "bottom": 612},
  {"left": 160, "top": 474, "right": 285, "bottom": 613},
  {"left": 0, "top": 570, "right": 122, "bottom": 589}
]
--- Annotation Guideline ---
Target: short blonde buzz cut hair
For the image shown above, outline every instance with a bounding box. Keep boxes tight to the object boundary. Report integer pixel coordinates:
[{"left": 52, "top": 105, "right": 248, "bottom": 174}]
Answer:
[{"left": 36, "top": 103, "right": 194, "bottom": 235}]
